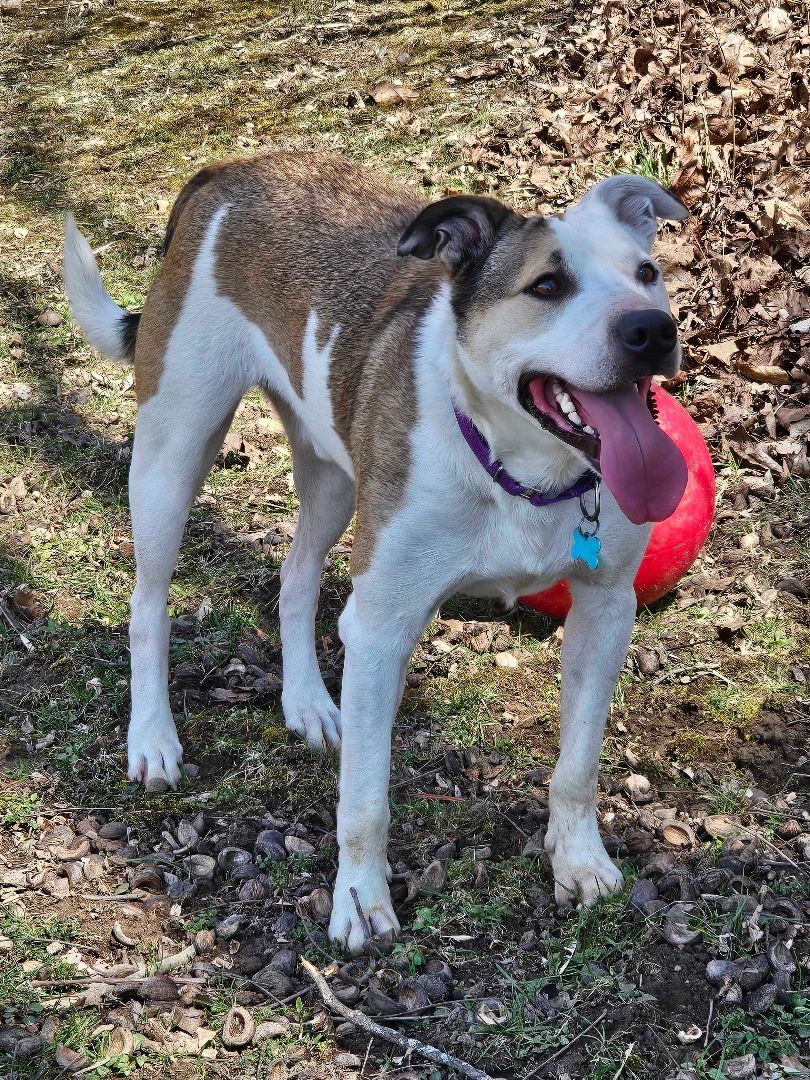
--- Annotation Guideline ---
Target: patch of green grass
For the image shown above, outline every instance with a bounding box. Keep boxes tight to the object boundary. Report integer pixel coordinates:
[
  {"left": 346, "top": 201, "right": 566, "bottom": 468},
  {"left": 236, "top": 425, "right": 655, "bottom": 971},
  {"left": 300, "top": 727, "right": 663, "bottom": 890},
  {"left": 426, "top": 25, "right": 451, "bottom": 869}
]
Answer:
[
  {"left": 544, "top": 884, "right": 641, "bottom": 989},
  {"left": 743, "top": 617, "right": 796, "bottom": 657},
  {"left": 586, "top": 1035, "right": 644, "bottom": 1080},
  {"left": 487, "top": 857, "right": 542, "bottom": 907},
  {"left": 411, "top": 896, "right": 511, "bottom": 936},
  {"left": 0, "top": 914, "right": 82, "bottom": 1024},
  {"left": 773, "top": 875, "right": 810, "bottom": 900},
  {"left": 708, "top": 782, "right": 748, "bottom": 815},
  {"left": 471, "top": 972, "right": 574, "bottom": 1059},
  {"left": 0, "top": 789, "right": 40, "bottom": 827},
  {"left": 183, "top": 910, "right": 218, "bottom": 932},
  {"left": 608, "top": 136, "right": 671, "bottom": 185},
  {"left": 692, "top": 1001, "right": 810, "bottom": 1077},
  {"left": 701, "top": 681, "right": 770, "bottom": 726},
  {"left": 257, "top": 853, "right": 319, "bottom": 890},
  {"left": 389, "top": 941, "right": 426, "bottom": 975},
  {"left": 391, "top": 793, "right": 495, "bottom": 838},
  {"left": 0, "top": 965, "right": 43, "bottom": 1026}
]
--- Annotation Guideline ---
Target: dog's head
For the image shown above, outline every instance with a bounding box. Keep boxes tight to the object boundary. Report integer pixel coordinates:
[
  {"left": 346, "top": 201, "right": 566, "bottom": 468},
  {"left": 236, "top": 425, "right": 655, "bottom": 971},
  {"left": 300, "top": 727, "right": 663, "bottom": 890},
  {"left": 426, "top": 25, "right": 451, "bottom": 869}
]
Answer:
[{"left": 398, "top": 176, "right": 689, "bottom": 524}]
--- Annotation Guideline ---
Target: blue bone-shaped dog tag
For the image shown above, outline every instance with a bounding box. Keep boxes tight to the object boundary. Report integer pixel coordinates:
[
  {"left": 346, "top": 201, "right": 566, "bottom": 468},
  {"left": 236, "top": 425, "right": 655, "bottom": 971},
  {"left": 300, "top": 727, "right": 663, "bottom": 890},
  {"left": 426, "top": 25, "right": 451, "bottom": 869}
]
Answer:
[{"left": 571, "top": 527, "right": 601, "bottom": 571}]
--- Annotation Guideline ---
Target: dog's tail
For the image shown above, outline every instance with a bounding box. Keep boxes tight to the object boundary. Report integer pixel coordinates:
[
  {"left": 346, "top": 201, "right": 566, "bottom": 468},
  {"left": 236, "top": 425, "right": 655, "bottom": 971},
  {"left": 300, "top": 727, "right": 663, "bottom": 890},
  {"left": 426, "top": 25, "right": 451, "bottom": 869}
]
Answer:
[{"left": 63, "top": 214, "right": 141, "bottom": 363}]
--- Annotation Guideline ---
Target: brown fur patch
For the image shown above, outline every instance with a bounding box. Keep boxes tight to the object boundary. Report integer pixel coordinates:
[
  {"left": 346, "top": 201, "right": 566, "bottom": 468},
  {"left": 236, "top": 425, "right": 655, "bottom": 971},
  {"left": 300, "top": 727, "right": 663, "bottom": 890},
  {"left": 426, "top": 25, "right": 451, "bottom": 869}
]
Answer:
[
  {"left": 208, "top": 154, "right": 427, "bottom": 400},
  {"left": 133, "top": 245, "right": 191, "bottom": 405},
  {"left": 344, "top": 263, "right": 443, "bottom": 574}
]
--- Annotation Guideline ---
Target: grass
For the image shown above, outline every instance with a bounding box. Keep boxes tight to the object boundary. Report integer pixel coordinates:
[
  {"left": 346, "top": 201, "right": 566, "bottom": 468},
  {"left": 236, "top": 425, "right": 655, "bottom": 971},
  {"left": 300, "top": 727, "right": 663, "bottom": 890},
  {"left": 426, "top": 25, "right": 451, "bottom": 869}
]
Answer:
[
  {"left": 607, "top": 136, "right": 672, "bottom": 185},
  {"left": 0, "top": 914, "right": 82, "bottom": 1023},
  {"left": 470, "top": 889, "right": 655, "bottom": 1068},
  {"left": 0, "top": 788, "right": 40, "bottom": 827},
  {"left": 691, "top": 1002, "right": 810, "bottom": 1077}
]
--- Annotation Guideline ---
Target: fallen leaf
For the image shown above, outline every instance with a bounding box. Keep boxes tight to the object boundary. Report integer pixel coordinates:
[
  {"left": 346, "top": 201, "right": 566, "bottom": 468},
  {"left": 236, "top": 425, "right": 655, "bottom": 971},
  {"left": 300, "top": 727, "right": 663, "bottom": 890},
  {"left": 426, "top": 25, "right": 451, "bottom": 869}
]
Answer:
[
  {"left": 370, "top": 82, "right": 419, "bottom": 105},
  {"left": 736, "top": 361, "right": 789, "bottom": 384}
]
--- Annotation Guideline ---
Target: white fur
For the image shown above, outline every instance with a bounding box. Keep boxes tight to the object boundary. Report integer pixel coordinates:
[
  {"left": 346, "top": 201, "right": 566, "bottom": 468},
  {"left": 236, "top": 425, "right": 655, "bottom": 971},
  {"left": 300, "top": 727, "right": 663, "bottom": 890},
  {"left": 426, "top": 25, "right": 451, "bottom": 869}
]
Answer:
[
  {"left": 63, "top": 214, "right": 134, "bottom": 362},
  {"left": 300, "top": 311, "right": 354, "bottom": 476}
]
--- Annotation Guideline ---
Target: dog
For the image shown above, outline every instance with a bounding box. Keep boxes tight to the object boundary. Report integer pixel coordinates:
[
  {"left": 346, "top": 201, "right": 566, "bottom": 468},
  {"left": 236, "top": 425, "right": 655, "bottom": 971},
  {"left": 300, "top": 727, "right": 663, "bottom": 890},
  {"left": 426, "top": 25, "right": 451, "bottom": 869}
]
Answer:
[{"left": 64, "top": 153, "right": 689, "bottom": 952}]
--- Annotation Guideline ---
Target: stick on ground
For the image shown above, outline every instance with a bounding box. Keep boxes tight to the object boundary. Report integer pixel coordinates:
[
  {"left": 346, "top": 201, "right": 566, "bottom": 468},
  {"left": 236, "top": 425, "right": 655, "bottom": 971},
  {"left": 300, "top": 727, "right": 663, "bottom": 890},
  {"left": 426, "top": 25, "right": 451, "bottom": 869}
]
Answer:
[{"left": 300, "top": 957, "right": 496, "bottom": 1080}]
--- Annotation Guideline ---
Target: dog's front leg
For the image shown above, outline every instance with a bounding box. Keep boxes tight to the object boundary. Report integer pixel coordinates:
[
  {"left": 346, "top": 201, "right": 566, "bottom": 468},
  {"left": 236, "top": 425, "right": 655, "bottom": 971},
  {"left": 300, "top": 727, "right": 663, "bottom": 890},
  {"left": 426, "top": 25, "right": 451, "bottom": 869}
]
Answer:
[
  {"left": 329, "top": 587, "right": 435, "bottom": 953},
  {"left": 545, "top": 576, "right": 637, "bottom": 906}
]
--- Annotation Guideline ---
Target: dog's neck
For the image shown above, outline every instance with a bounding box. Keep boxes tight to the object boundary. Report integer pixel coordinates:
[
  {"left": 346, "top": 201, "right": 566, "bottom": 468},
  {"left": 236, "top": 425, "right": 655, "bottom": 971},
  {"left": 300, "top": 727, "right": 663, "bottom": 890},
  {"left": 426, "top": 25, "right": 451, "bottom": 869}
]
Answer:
[{"left": 445, "top": 340, "right": 589, "bottom": 499}]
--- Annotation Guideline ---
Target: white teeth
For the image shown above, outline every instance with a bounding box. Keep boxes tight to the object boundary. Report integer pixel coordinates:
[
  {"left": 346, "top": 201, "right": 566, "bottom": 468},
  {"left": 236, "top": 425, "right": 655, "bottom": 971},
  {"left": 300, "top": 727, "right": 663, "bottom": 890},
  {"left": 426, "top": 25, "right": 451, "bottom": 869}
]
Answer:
[{"left": 548, "top": 379, "right": 591, "bottom": 433}]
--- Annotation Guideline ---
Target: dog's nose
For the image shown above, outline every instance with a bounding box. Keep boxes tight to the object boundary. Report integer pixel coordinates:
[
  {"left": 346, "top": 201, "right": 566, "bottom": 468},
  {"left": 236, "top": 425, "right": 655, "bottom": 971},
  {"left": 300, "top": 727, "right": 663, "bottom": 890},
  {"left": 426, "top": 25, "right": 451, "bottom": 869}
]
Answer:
[{"left": 616, "top": 309, "right": 677, "bottom": 368}]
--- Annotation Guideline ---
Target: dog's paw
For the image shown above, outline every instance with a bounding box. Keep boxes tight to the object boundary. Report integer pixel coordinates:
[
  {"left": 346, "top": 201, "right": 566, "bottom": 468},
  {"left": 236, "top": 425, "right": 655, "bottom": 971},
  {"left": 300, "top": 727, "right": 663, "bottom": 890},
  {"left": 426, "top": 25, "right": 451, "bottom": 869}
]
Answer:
[
  {"left": 329, "top": 864, "right": 400, "bottom": 954},
  {"left": 282, "top": 686, "right": 341, "bottom": 751},
  {"left": 545, "top": 820, "right": 623, "bottom": 908},
  {"left": 127, "top": 720, "right": 183, "bottom": 792}
]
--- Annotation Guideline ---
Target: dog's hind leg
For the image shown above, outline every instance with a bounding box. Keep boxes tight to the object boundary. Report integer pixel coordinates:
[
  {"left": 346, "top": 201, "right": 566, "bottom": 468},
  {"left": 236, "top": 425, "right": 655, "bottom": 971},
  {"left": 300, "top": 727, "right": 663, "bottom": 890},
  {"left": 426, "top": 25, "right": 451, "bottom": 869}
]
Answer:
[
  {"left": 277, "top": 409, "right": 355, "bottom": 750},
  {"left": 127, "top": 367, "right": 248, "bottom": 790}
]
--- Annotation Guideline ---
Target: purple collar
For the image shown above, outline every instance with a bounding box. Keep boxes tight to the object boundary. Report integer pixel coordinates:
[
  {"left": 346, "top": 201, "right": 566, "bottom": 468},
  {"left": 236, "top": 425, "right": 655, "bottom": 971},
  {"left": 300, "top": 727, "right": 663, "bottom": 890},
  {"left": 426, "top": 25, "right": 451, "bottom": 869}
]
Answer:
[{"left": 454, "top": 407, "right": 597, "bottom": 507}]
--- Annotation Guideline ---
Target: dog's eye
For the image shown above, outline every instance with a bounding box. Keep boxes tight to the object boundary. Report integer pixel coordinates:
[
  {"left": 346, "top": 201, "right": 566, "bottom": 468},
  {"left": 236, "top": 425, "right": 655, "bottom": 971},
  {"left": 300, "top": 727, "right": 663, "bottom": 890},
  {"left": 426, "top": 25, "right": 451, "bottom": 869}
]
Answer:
[
  {"left": 638, "top": 262, "right": 658, "bottom": 285},
  {"left": 530, "top": 274, "right": 561, "bottom": 297}
]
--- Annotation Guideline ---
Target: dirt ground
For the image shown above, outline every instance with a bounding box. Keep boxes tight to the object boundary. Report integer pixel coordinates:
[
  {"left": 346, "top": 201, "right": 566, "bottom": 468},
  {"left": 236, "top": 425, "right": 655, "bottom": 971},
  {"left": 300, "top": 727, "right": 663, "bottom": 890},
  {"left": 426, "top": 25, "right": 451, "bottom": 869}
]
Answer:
[{"left": 1, "top": 0, "right": 809, "bottom": 1078}]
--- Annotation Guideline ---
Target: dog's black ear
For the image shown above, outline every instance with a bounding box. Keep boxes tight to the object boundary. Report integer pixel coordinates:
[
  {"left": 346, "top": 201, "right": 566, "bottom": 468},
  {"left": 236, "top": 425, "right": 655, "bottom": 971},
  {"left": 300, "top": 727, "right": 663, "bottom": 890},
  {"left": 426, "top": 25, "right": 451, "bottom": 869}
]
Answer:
[
  {"left": 397, "top": 195, "right": 515, "bottom": 273},
  {"left": 578, "top": 175, "right": 688, "bottom": 249}
]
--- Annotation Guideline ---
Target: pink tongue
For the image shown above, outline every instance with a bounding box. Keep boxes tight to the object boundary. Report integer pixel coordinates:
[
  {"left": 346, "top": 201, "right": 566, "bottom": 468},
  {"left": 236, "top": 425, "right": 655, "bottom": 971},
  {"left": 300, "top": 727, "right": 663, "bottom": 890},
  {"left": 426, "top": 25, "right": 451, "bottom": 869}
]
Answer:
[{"left": 569, "top": 385, "right": 687, "bottom": 524}]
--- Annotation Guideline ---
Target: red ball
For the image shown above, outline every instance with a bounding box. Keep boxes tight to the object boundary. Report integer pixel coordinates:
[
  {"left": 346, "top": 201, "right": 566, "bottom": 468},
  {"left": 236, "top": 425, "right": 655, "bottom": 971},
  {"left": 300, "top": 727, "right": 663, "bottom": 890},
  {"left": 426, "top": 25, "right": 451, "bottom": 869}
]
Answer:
[{"left": 521, "top": 385, "right": 715, "bottom": 618}]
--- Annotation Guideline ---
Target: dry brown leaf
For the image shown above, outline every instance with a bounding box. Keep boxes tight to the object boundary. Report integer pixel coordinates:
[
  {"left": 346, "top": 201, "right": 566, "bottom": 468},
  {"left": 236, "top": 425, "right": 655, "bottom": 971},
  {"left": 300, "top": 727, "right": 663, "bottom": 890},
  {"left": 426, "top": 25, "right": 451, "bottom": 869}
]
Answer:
[
  {"left": 370, "top": 82, "right": 419, "bottom": 105},
  {"left": 452, "top": 62, "right": 504, "bottom": 81},
  {"left": 720, "top": 32, "right": 758, "bottom": 73},
  {"left": 736, "top": 361, "right": 789, "bottom": 385},
  {"left": 10, "top": 584, "right": 44, "bottom": 622},
  {"left": 762, "top": 198, "right": 809, "bottom": 232},
  {"left": 756, "top": 7, "right": 792, "bottom": 39},
  {"left": 703, "top": 340, "right": 739, "bottom": 363}
]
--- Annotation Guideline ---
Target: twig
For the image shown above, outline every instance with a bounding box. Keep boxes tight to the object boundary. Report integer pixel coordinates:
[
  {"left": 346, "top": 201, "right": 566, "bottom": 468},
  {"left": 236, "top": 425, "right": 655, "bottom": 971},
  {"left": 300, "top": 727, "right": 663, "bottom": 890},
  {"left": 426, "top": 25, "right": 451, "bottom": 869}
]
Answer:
[
  {"left": 79, "top": 892, "right": 145, "bottom": 902},
  {"left": 704, "top": 997, "right": 714, "bottom": 1048},
  {"left": 523, "top": 1009, "right": 608, "bottom": 1079},
  {"left": 27, "top": 936, "right": 102, "bottom": 956},
  {"left": 72, "top": 1056, "right": 112, "bottom": 1078},
  {"left": 140, "top": 942, "right": 196, "bottom": 976},
  {"left": 611, "top": 1042, "right": 635, "bottom": 1080},
  {"left": 300, "top": 957, "right": 495, "bottom": 1080},
  {"left": 677, "top": 0, "right": 686, "bottom": 134},
  {"left": 408, "top": 792, "right": 466, "bottom": 803},
  {"left": 31, "top": 975, "right": 205, "bottom": 987},
  {"left": 349, "top": 887, "right": 372, "bottom": 941}
]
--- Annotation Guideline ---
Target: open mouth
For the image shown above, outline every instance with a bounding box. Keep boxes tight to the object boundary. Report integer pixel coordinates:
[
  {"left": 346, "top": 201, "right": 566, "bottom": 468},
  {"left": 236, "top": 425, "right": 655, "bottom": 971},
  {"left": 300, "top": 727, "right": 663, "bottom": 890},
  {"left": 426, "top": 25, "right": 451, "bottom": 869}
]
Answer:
[
  {"left": 518, "top": 375, "right": 654, "bottom": 459},
  {"left": 517, "top": 373, "right": 688, "bottom": 525}
]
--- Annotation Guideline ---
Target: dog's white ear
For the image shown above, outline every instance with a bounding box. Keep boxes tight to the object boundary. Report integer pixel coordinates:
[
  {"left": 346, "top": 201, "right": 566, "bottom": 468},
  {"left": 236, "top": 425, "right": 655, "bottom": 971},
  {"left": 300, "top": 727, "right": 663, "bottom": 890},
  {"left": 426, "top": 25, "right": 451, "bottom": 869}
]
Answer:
[
  {"left": 398, "top": 195, "right": 516, "bottom": 273},
  {"left": 578, "top": 175, "right": 688, "bottom": 249}
]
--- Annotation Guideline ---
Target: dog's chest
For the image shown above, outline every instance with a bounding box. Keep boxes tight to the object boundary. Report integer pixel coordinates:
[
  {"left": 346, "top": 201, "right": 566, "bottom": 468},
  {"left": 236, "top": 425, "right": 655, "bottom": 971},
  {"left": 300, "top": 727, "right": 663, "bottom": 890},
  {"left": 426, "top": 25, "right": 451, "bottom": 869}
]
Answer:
[
  {"left": 451, "top": 495, "right": 585, "bottom": 602},
  {"left": 440, "top": 485, "right": 646, "bottom": 606}
]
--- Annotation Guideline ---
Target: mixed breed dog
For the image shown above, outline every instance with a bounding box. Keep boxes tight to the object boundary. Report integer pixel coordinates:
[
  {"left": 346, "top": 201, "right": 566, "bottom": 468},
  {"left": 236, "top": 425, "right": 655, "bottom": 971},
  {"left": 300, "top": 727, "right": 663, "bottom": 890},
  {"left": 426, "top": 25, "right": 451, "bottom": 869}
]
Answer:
[{"left": 64, "top": 153, "right": 689, "bottom": 951}]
